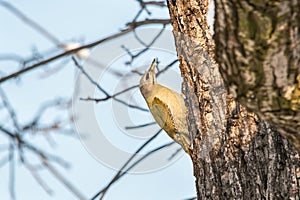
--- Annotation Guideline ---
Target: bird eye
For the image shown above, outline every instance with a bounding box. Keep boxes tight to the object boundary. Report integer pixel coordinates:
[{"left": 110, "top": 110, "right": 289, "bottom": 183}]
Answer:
[{"left": 145, "top": 73, "right": 149, "bottom": 80}]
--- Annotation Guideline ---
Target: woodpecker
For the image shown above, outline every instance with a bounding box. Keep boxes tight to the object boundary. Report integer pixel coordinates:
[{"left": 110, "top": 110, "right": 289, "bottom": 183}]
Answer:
[{"left": 139, "top": 59, "right": 191, "bottom": 154}]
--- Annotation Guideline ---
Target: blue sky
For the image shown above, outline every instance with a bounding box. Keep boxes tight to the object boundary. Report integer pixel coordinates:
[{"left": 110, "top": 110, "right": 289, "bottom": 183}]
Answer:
[{"left": 0, "top": 1, "right": 214, "bottom": 199}]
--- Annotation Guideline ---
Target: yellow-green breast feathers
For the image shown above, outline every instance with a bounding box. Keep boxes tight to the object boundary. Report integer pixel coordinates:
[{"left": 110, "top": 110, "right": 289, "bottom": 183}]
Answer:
[{"left": 139, "top": 59, "right": 191, "bottom": 153}]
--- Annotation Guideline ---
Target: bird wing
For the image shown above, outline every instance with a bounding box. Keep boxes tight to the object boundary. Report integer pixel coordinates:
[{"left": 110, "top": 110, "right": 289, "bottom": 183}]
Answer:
[
  {"left": 152, "top": 96, "right": 188, "bottom": 148},
  {"left": 151, "top": 97, "right": 174, "bottom": 133}
]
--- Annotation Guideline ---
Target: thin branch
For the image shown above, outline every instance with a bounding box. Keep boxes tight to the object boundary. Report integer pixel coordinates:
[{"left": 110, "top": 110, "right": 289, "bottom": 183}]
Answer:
[
  {"left": 132, "top": 58, "right": 178, "bottom": 78},
  {"left": 81, "top": 58, "right": 179, "bottom": 113},
  {"left": 0, "top": 125, "right": 15, "bottom": 138},
  {"left": 112, "top": 98, "right": 149, "bottom": 112},
  {"left": 98, "top": 141, "right": 175, "bottom": 200},
  {"left": 25, "top": 146, "right": 70, "bottom": 169},
  {"left": 168, "top": 147, "right": 182, "bottom": 161},
  {"left": 84, "top": 57, "right": 123, "bottom": 77},
  {"left": 91, "top": 129, "right": 162, "bottom": 200},
  {"left": 135, "top": 0, "right": 166, "bottom": 16},
  {"left": 90, "top": 57, "right": 181, "bottom": 200},
  {"left": 0, "top": 19, "right": 170, "bottom": 84},
  {"left": 156, "top": 59, "right": 179, "bottom": 77},
  {"left": 133, "top": 30, "right": 148, "bottom": 47},
  {"left": 126, "top": 19, "right": 170, "bottom": 28},
  {"left": 9, "top": 143, "right": 16, "bottom": 200},
  {"left": 139, "top": 1, "right": 166, "bottom": 7},
  {"left": 80, "top": 85, "right": 139, "bottom": 102},
  {"left": 112, "top": 85, "right": 140, "bottom": 98},
  {"left": 0, "top": 154, "right": 10, "bottom": 168},
  {"left": 37, "top": 58, "right": 70, "bottom": 79},
  {"left": 0, "top": 46, "right": 66, "bottom": 68},
  {"left": 125, "top": 121, "right": 156, "bottom": 129},
  {"left": 0, "top": 126, "right": 70, "bottom": 169},
  {"left": 0, "top": 53, "right": 25, "bottom": 63},
  {"left": 0, "top": 125, "right": 82, "bottom": 198},
  {"left": 132, "top": 7, "right": 147, "bottom": 22},
  {"left": 0, "top": 87, "right": 20, "bottom": 130},
  {"left": 72, "top": 57, "right": 110, "bottom": 97},
  {"left": 136, "top": 0, "right": 151, "bottom": 15},
  {"left": 123, "top": 25, "right": 166, "bottom": 65},
  {"left": 73, "top": 57, "right": 149, "bottom": 112},
  {"left": 133, "top": 25, "right": 165, "bottom": 56},
  {"left": 130, "top": 69, "right": 144, "bottom": 76},
  {"left": 182, "top": 197, "right": 197, "bottom": 200},
  {"left": 81, "top": 96, "right": 149, "bottom": 112},
  {"left": 43, "top": 161, "right": 86, "bottom": 200},
  {"left": 23, "top": 98, "right": 70, "bottom": 129},
  {"left": 0, "top": 1, "right": 62, "bottom": 46},
  {"left": 24, "top": 162, "right": 54, "bottom": 195},
  {"left": 0, "top": 4, "right": 174, "bottom": 199}
]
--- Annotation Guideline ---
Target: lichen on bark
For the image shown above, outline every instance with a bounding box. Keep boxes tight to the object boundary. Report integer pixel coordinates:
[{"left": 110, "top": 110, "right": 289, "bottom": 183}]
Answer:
[
  {"left": 167, "top": 0, "right": 300, "bottom": 199},
  {"left": 214, "top": 0, "right": 300, "bottom": 152}
]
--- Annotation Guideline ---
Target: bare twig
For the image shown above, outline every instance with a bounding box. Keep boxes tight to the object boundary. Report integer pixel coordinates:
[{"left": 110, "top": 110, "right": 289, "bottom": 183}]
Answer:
[
  {"left": 24, "top": 163, "right": 54, "bottom": 195},
  {"left": 90, "top": 44, "right": 180, "bottom": 200},
  {"left": 0, "top": 87, "right": 20, "bottom": 130},
  {"left": 123, "top": 25, "right": 166, "bottom": 65},
  {"left": 44, "top": 161, "right": 86, "bottom": 200},
  {"left": 114, "top": 98, "right": 149, "bottom": 112},
  {"left": 0, "top": 124, "right": 83, "bottom": 198},
  {"left": 132, "top": 8, "right": 147, "bottom": 23},
  {"left": 125, "top": 121, "right": 156, "bottom": 129},
  {"left": 126, "top": 19, "right": 170, "bottom": 28},
  {"left": 0, "top": 53, "right": 25, "bottom": 63},
  {"left": 182, "top": 197, "right": 197, "bottom": 200},
  {"left": 139, "top": 0, "right": 166, "bottom": 7},
  {"left": 80, "top": 85, "right": 139, "bottom": 102},
  {"left": 135, "top": 0, "right": 166, "bottom": 16},
  {"left": 38, "top": 58, "right": 70, "bottom": 79},
  {"left": 0, "top": 126, "right": 70, "bottom": 168},
  {"left": 168, "top": 147, "right": 182, "bottom": 161},
  {"left": 24, "top": 98, "right": 71, "bottom": 129},
  {"left": 81, "top": 58, "right": 178, "bottom": 106},
  {"left": 0, "top": 126, "right": 15, "bottom": 139},
  {"left": 0, "top": 152, "right": 10, "bottom": 168},
  {"left": 84, "top": 58, "right": 123, "bottom": 77},
  {"left": 98, "top": 141, "right": 175, "bottom": 200},
  {"left": 156, "top": 59, "right": 179, "bottom": 77},
  {"left": 72, "top": 57, "right": 149, "bottom": 112},
  {"left": 90, "top": 129, "right": 162, "bottom": 200},
  {"left": 72, "top": 57, "right": 109, "bottom": 96},
  {"left": 8, "top": 143, "right": 15, "bottom": 200},
  {"left": 0, "top": 2, "right": 175, "bottom": 199},
  {"left": 0, "top": 1, "right": 62, "bottom": 46},
  {"left": 0, "top": 19, "right": 170, "bottom": 84}
]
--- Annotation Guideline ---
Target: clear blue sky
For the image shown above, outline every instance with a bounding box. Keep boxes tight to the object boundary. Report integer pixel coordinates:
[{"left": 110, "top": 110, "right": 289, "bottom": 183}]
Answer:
[{"left": 0, "top": 1, "right": 214, "bottom": 199}]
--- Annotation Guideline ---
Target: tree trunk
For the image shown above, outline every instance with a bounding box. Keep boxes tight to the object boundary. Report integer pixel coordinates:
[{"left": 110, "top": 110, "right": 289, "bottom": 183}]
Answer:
[
  {"left": 166, "top": 0, "right": 300, "bottom": 199},
  {"left": 214, "top": 0, "right": 300, "bottom": 153}
]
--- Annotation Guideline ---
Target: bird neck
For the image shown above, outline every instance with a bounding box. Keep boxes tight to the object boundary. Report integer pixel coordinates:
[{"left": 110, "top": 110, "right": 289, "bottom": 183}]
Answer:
[{"left": 140, "top": 83, "right": 154, "bottom": 99}]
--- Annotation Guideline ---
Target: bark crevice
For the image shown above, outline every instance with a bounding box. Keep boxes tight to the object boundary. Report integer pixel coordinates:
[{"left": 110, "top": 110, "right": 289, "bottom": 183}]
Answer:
[{"left": 167, "top": 0, "right": 300, "bottom": 199}]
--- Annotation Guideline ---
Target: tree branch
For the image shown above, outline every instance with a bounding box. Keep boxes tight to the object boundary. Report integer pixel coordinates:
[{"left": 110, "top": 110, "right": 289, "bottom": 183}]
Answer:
[
  {"left": 0, "top": 19, "right": 170, "bottom": 84},
  {"left": 0, "top": 1, "right": 62, "bottom": 46}
]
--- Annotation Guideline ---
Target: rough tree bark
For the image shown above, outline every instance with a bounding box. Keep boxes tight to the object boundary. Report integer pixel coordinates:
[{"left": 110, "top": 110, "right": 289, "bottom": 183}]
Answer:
[
  {"left": 214, "top": 0, "right": 300, "bottom": 153},
  {"left": 167, "top": 0, "right": 300, "bottom": 199}
]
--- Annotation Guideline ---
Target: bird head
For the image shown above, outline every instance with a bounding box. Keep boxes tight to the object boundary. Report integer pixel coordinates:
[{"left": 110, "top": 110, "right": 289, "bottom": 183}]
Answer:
[
  {"left": 139, "top": 59, "right": 157, "bottom": 97},
  {"left": 140, "top": 59, "right": 157, "bottom": 86}
]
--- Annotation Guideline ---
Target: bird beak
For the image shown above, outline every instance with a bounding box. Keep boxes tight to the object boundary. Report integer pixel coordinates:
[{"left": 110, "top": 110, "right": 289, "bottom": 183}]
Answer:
[{"left": 150, "top": 58, "right": 156, "bottom": 72}]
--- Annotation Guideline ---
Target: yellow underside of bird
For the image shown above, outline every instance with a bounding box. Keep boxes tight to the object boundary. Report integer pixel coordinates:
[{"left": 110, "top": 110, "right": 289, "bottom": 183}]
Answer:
[
  {"left": 141, "top": 84, "right": 191, "bottom": 153},
  {"left": 139, "top": 59, "right": 191, "bottom": 154}
]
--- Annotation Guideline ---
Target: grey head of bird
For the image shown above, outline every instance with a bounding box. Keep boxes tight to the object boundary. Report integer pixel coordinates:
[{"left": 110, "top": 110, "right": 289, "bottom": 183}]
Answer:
[{"left": 139, "top": 59, "right": 157, "bottom": 98}]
